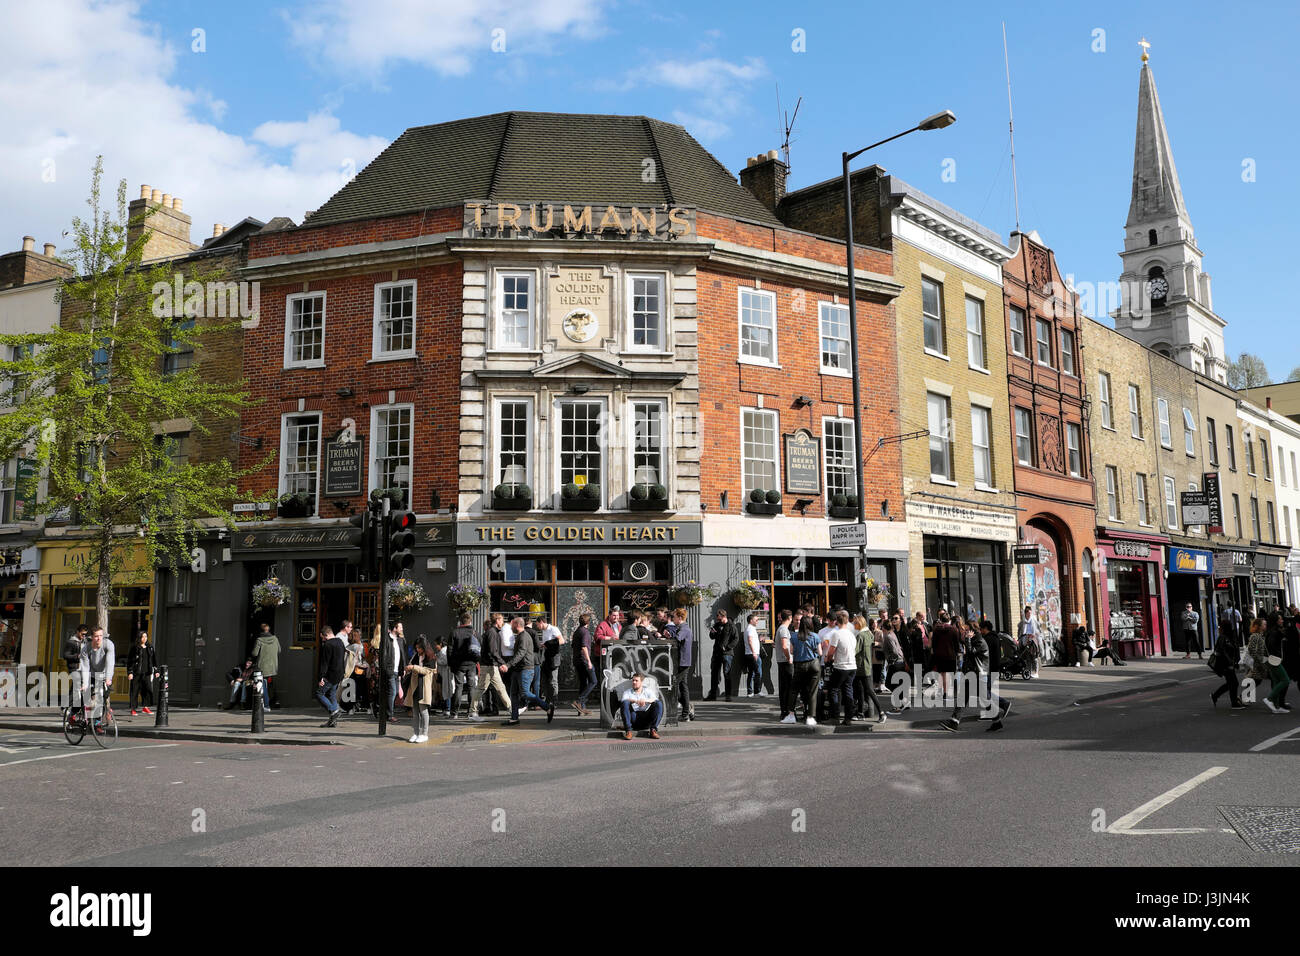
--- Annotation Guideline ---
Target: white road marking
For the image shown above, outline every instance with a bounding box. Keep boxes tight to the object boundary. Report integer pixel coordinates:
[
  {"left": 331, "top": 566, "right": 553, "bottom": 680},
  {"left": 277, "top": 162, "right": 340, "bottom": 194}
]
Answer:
[
  {"left": 0, "top": 743, "right": 178, "bottom": 768},
  {"left": 169, "top": 781, "right": 183, "bottom": 785},
  {"left": 1107, "top": 766, "right": 1228, "bottom": 835},
  {"left": 268, "top": 769, "right": 280, "bottom": 773},
  {"left": 1249, "top": 723, "right": 1300, "bottom": 752}
]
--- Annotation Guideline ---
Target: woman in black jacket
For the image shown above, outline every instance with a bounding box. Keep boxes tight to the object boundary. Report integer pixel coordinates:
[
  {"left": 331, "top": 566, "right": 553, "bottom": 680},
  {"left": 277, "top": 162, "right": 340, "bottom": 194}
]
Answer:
[
  {"left": 1209, "top": 634, "right": 1243, "bottom": 709},
  {"left": 1262, "top": 613, "right": 1292, "bottom": 714},
  {"left": 126, "top": 631, "right": 157, "bottom": 716}
]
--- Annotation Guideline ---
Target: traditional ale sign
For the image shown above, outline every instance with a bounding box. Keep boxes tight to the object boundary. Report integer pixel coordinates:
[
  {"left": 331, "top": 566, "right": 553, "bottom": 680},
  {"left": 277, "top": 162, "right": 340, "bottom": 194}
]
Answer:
[
  {"left": 465, "top": 202, "right": 695, "bottom": 240},
  {"left": 783, "top": 429, "right": 822, "bottom": 495},
  {"left": 323, "top": 440, "right": 362, "bottom": 496}
]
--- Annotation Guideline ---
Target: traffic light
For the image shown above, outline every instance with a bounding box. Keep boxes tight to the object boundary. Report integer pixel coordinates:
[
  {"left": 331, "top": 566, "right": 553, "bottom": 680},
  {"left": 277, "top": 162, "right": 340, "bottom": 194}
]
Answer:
[
  {"left": 345, "top": 507, "right": 375, "bottom": 573},
  {"left": 386, "top": 509, "right": 416, "bottom": 575}
]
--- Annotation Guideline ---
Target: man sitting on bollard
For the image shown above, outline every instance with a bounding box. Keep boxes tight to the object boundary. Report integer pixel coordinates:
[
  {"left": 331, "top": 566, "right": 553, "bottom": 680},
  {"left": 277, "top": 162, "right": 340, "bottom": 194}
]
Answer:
[{"left": 620, "top": 672, "right": 662, "bottom": 740}]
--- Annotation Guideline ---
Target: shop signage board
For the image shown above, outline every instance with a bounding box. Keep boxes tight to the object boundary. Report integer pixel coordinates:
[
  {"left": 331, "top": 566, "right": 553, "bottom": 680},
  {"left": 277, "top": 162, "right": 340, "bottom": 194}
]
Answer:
[
  {"left": 904, "top": 499, "right": 1018, "bottom": 542},
  {"left": 783, "top": 429, "right": 822, "bottom": 495},
  {"left": 1202, "top": 472, "right": 1223, "bottom": 533},
  {"left": 1111, "top": 540, "right": 1152, "bottom": 559},
  {"left": 464, "top": 202, "right": 695, "bottom": 241},
  {"left": 323, "top": 440, "right": 363, "bottom": 496},
  {"left": 1170, "top": 548, "right": 1212, "bottom": 575},
  {"left": 1254, "top": 569, "right": 1281, "bottom": 589},
  {"left": 461, "top": 520, "right": 702, "bottom": 547}
]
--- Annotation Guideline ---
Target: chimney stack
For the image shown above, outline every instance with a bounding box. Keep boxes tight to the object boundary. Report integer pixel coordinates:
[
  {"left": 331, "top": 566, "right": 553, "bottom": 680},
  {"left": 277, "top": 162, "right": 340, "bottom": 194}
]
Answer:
[
  {"left": 1267, "top": 397, "right": 1273, "bottom": 410},
  {"left": 21, "top": 236, "right": 34, "bottom": 252},
  {"left": 0, "top": 236, "right": 72, "bottom": 289},
  {"left": 738, "top": 149, "right": 788, "bottom": 215},
  {"left": 128, "top": 183, "right": 197, "bottom": 261},
  {"left": 212, "top": 223, "right": 225, "bottom": 238},
  {"left": 43, "top": 243, "right": 56, "bottom": 257}
]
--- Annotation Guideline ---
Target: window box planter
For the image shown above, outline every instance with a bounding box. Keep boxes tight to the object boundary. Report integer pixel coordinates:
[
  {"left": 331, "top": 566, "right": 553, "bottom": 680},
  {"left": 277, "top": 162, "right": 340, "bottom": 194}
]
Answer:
[
  {"left": 627, "top": 483, "right": 669, "bottom": 511},
  {"left": 492, "top": 484, "right": 532, "bottom": 511},
  {"left": 627, "top": 497, "right": 668, "bottom": 511},
  {"left": 828, "top": 505, "right": 858, "bottom": 519},
  {"left": 746, "top": 501, "right": 781, "bottom": 516},
  {"left": 276, "top": 494, "right": 313, "bottom": 519},
  {"left": 561, "top": 482, "right": 601, "bottom": 511}
]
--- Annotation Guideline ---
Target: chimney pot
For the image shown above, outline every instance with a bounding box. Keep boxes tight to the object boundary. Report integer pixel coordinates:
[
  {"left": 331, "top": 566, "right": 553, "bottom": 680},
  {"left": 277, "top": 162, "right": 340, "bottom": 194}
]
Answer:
[
  {"left": 766, "top": 149, "right": 779, "bottom": 161},
  {"left": 139, "top": 184, "right": 150, "bottom": 199},
  {"left": 21, "top": 236, "right": 34, "bottom": 252},
  {"left": 43, "top": 243, "right": 55, "bottom": 257},
  {"left": 746, "top": 156, "right": 758, "bottom": 167},
  {"left": 162, "top": 193, "right": 173, "bottom": 209},
  {"left": 213, "top": 223, "right": 225, "bottom": 238},
  {"left": 150, "top": 189, "right": 162, "bottom": 203},
  {"left": 173, "top": 197, "right": 183, "bottom": 212}
]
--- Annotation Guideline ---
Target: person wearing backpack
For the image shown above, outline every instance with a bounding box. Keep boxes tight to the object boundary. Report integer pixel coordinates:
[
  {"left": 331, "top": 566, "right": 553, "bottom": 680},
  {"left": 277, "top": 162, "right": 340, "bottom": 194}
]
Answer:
[{"left": 448, "top": 612, "right": 482, "bottom": 721}]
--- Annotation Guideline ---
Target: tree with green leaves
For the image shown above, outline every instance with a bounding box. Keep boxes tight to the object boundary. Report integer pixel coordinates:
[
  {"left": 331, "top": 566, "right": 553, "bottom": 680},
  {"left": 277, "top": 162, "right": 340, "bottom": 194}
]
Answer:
[
  {"left": 1226, "top": 352, "right": 1270, "bottom": 389},
  {"left": 0, "top": 157, "right": 268, "bottom": 632},
  {"left": 1287, "top": 366, "right": 1300, "bottom": 383}
]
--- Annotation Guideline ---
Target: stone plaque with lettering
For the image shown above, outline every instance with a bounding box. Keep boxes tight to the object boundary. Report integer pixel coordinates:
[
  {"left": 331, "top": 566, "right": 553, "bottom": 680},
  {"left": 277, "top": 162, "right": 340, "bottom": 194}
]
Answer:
[{"left": 547, "top": 266, "right": 611, "bottom": 349}]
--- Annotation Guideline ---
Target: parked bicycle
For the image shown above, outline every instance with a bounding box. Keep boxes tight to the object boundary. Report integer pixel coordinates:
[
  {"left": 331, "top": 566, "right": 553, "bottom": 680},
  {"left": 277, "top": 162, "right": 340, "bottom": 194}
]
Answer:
[{"left": 61, "top": 678, "right": 117, "bottom": 748}]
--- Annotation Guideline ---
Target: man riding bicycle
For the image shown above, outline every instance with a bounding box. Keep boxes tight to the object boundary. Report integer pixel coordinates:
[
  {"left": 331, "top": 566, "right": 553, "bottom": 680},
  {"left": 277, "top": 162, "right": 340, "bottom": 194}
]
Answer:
[{"left": 77, "top": 627, "right": 115, "bottom": 723}]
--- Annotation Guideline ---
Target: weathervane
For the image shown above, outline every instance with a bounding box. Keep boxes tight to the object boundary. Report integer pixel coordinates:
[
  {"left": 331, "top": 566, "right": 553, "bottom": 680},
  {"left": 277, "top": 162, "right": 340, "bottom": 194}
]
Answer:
[{"left": 1139, "top": 37, "right": 1150, "bottom": 63}]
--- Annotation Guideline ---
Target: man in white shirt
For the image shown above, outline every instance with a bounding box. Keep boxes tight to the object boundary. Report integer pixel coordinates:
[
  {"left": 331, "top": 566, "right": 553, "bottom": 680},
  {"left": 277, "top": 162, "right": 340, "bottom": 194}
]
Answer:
[
  {"left": 78, "top": 627, "right": 116, "bottom": 721},
  {"left": 823, "top": 611, "right": 857, "bottom": 727},
  {"left": 536, "top": 614, "right": 564, "bottom": 704},
  {"left": 743, "top": 613, "right": 763, "bottom": 697},
  {"left": 620, "top": 672, "right": 661, "bottom": 740}
]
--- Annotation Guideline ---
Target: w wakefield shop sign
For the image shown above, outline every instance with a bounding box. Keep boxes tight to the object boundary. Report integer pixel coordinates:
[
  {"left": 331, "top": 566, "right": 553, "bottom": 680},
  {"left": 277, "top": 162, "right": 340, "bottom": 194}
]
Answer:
[{"left": 1170, "top": 547, "right": 1212, "bottom": 575}]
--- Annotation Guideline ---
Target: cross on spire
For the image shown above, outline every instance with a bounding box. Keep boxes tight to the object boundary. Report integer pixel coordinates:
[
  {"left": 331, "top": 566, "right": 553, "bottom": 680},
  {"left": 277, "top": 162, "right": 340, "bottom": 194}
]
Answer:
[{"left": 1139, "top": 37, "right": 1150, "bottom": 62}]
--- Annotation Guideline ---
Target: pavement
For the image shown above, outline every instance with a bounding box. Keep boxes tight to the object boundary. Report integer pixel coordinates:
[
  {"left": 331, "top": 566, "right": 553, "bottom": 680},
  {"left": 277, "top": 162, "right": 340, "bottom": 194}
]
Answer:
[{"left": 0, "top": 657, "right": 1213, "bottom": 747}]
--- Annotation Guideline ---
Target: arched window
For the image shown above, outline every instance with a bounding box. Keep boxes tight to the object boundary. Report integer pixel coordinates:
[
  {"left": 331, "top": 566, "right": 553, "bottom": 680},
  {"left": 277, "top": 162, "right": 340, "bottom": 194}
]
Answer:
[{"left": 1148, "top": 229, "right": 1158, "bottom": 246}]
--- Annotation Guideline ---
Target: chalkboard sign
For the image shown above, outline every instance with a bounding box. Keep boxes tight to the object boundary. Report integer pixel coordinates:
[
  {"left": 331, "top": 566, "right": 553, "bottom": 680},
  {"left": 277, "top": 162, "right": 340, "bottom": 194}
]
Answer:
[
  {"left": 783, "top": 429, "right": 822, "bottom": 495},
  {"left": 323, "top": 440, "right": 362, "bottom": 496}
]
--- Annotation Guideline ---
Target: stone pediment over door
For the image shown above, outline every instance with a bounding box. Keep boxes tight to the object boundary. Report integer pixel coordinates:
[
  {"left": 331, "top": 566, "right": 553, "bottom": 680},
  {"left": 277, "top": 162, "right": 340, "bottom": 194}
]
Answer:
[{"left": 473, "top": 352, "right": 685, "bottom": 385}]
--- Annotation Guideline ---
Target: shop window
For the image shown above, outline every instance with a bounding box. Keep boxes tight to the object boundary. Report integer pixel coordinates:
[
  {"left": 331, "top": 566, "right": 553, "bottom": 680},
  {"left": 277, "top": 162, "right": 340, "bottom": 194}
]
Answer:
[
  {"left": 373, "top": 280, "right": 416, "bottom": 359},
  {"left": 285, "top": 292, "right": 325, "bottom": 368}
]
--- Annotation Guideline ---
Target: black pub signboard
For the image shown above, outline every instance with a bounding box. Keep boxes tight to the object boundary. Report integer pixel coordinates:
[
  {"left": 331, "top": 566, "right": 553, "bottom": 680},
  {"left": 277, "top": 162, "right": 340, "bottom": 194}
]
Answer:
[
  {"left": 783, "top": 429, "right": 822, "bottom": 496},
  {"left": 323, "top": 440, "right": 362, "bottom": 496}
]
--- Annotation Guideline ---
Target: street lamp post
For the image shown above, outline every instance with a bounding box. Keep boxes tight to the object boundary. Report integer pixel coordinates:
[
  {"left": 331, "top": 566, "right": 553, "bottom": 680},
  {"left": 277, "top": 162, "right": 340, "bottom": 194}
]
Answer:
[{"left": 841, "top": 110, "right": 956, "bottom": 611}]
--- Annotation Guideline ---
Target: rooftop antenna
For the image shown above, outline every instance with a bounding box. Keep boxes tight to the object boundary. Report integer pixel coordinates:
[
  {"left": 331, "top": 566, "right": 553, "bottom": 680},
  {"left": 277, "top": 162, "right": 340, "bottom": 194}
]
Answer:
[
  {"left": 776, "top": 85, "right": 801, "bottom": 175},
  {"left": 1002, "top": 21, "right": 1021, "bottom": 232}
]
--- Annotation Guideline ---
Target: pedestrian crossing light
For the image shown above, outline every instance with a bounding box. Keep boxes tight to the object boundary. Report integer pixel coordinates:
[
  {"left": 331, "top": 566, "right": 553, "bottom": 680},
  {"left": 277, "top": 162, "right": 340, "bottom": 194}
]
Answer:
[{"left": 387, "top": 509, "right": 416, "bottom": 574}]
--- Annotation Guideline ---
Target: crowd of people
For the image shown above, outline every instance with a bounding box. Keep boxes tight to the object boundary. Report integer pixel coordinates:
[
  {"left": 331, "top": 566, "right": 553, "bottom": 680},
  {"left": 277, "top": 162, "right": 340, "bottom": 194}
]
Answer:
[{"left": 1212, "top": 604, "right": 1298, "bottom": 713}]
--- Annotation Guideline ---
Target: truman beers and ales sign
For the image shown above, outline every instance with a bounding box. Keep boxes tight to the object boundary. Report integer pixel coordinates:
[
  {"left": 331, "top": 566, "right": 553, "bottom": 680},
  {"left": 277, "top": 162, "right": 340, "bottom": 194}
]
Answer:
[
  {"left": 783, "top": 429, "right": 822, "bottom": 495},
  {"left": 465, "top": 202, "right": 694, "bottom": 240},
  {"left": 324, "top": 440, "right": 362, "bottom": 496}
]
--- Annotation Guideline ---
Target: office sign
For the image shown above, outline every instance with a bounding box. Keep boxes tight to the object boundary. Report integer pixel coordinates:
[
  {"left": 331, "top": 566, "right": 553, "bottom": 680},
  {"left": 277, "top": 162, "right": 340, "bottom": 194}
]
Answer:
[
  {"left": 1202, "top": 472, "right": 1223, "bottom": 533},
  {"left": 323, "top": 440, "right": 363, "bottom": 496},
  {"left": 783, "top": 429, "right": 822, "bottom": 495},
  {"left": 1013, "top": 545, "right": 1046, "bottom": 565}
]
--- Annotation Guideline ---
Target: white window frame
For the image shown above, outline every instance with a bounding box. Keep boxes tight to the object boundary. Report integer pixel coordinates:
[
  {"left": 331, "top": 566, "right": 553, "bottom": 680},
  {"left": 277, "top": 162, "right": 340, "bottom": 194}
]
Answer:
[
  {"left": 1206, "top": 417, "right": 1218, "bottom": 465},
  {"left": 818, "top": 302, "right": 851, "bottom": 376},
  {"left": 1164, "top": 476, "right": 1178, "bottom": 530},
  {"left": 626, "top": 272, "right": 668, "bottom": 354},
  {"left": 1226, "top": 424, "right": 1237, "bottom": 470},
  {"left": 629, "top": 397, "right": 670, "bottom": 492},
  {"left": 1286, "top": 505, "right": 1293, "bottom": 546},
  {"left": 278, "top": 412, "right": 322, "bottom": 514},
  {"left": 556, "top": 397, "right": 608, "bottom": 507},
  {"left": 1014, "top": 407, "right": 1035, "bottom": 467},
  {"left": 927, "top": 392, "right": 954, "bottom": 482},
  {"left": 738, "top": 287, "right": 778, "bottom": 367},
  {"left": 921, "top": 277, "right": 946, "bottom": 357},
  {"left": 372, "top": 279, "right": 417, "bottom": 360},
  {"left": 0, "top": 457, "right": 17, "bottom": 524},
  {"left": 491, "top": 395, "right": 534, "bottom": 499},
  {"left": 1059, "top": 328, "right": 1075, "bottom": 376},
  {"left": 1009, "top": 306, "right": 1027, "bottom": 357},
  {"left": 284, "top": 291, "right": 326, "bottom": 369},
  {"left": 1232, "top": 494, "right": 1242, "bottom": 538},
  {"left": 741, "top": 407, "right": 780, "bottom": 499},
  {"left": 1134, "top": 472, "right": 1147, "bottom": 525},
  {"left": 1261, "top": 439, "right": 1271, "bottom": 480},
  {"left": 965, "top": 296, "right": 986, "bottom": 371},
  {"left": 1183, "top": 408, "right": 1197, "bottom": 457},
  {"left": 368, "top": 403, "right": 414, "bottom": 508},
  {"left": 1035, "top": 318, "right": 1053, "bottom": 367},
  {"left": 494, "top": 269, "right": 537, "bottom": 352},
  {"left": 1279, "top": 446, "right": 1287, "bottom": 487},
  {"left": 1098, "top": 373, "right": 1113, "bottom": 430},
  {"left": 1267, "top": 500, "right": 1277, "bottom": 543},
  {"left": 1107, "top": 466, "right": 1120, "bottom": 521},
  {"left": 970, "top": 404, "right": 994, "bottom": 490},
  {"left": 1129, "top": 385, "right": 1142, "bottom": 439},
  {"left": 822, "top": 416, "right": 857, "bottom": 503},
  {"left": 1066, "top": 422, "right": 1083, "bottom": 477},
  {"left": 1157, "top": 398, "right": 1171, "bottom": 449}
]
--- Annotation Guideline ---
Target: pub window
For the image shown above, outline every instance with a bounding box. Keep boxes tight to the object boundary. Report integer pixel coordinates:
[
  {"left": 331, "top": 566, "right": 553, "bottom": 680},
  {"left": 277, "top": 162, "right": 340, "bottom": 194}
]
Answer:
[
  {"left": 1008, "top": 306, "right": 1027, "bottom": 357},
  {"left": 741, "top": 408, "right": 779, "bottom": 498},
  {"left": 631, "top": 399, "right": 667, "bottom": 488},
  {"left": 627, "top": 273, "right": 665, "bottom": 351},
  {"left": 921, "top": 277, "right": 945, "bottom": 354},
  {"left": 370, "top": 404, "right": 413, "bottom": 508},
  {"left": 495, "top": 271, "right": 535, "bottom": 350},
  {"left": 738, "top": 287, "right": 777, "bottom": 365},
  {"left": 559, "top": 399, "right": 605, "bottom": 504},
  {"left": 971, "top": 406, "right": 994, "bottom": 489},
  {"left": 556, "top": 559, "right": 603, "bottom": 582},
  {"left": 819, "top": 302, "right": 850, "bottom": 374},
  {"left": 493, "top": 397, "right": 533, "bottom": 494},
  {"left": 489, "top": 559, "right": 552, "bottom": 583},
  {"left": 280, "top": 412, "right": 321, "bottom": 508},
  {"left": 373, "top": 280, "right": 416, "bottom": 359},
  {"left": 928, "top": 393, "right": 953, "bottom": 481},
  {"left": 284, "top": 292, "right": 325, "bottom": 368},
  {"left": 823, "top": 417, "right": 856, "bottom": 500}
]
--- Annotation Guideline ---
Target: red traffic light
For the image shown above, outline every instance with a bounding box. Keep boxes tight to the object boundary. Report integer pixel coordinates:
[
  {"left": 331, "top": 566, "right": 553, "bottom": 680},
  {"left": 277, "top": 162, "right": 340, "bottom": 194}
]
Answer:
[{"left": 393, "top": 511, "right": 416, "bottom": 531}]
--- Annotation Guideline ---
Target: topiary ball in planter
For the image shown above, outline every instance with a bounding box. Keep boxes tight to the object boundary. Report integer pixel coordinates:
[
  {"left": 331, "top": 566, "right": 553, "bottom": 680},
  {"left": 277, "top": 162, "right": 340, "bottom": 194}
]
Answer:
[
  {"left": 765, "top": 489, "right": 781, "bottom": 505},
  {"left": 581, "top": 482, "right": 600, "bottom": 500},
  {"left": 831, "top": 494, "right": 848, "bottom": 508},
  {"left": 494, "top": 483, "right": 514, "bottom": 500},
  {"left": 515, "top": 483, "right": 531, "bottom": 500},
  {"left": 650, "top": 483, "right": 667, "bottom": 501},
  {"left": 846, "top": 494, "right": 859, "bottom": 508},
  {"left": 563, "top": 482, "right": 581, "bottom": 499},
  {"left": 750, "top": 489, "right": 766, "bottom": 504},
  {"left": 630, "top": 483, "right": 649, "bottom": 501}
]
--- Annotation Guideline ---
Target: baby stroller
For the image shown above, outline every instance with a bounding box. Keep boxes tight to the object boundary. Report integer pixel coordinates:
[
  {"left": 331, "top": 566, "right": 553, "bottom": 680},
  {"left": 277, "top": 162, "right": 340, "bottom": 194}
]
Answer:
[{"left": 1000, "top": 634, "right": 1035, "bottom": 681}]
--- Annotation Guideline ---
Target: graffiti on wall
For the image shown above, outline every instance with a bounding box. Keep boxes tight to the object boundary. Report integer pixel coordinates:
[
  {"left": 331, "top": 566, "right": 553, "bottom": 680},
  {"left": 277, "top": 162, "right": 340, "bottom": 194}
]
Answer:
[
  {"left": 598, "top": 641, "right": 674, "bottom": 725},
  {"left": 1020, "top": 527, "right": 1063, "bottom": 652}
]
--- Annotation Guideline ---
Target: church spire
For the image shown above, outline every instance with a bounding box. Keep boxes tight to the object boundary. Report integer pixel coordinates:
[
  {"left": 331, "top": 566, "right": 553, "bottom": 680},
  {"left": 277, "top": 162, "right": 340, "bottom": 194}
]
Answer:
[{"left": 1126, "top": 45, "right": 1188, "bottom": 229}]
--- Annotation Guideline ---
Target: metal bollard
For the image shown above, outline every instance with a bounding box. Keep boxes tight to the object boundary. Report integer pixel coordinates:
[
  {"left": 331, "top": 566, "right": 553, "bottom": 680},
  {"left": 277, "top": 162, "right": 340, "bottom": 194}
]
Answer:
[
  {"left": 154, "top": 665, "right": 169, "bottom": 727},
  {"left": 250, "top": 671, "right": 265, "bottom": 734}
]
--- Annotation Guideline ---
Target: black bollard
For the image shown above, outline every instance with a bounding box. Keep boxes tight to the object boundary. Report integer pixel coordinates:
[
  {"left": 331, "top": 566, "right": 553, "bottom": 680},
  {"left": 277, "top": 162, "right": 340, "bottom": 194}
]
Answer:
[
  {"left": 378, "top": 671, "right": 388, "bottom": 737},
  {"left": 250, "top": 671, "right": 265, "bottom": 734},
  {"left": 154, "top": 665, "right": 169, "bottom": 727}
]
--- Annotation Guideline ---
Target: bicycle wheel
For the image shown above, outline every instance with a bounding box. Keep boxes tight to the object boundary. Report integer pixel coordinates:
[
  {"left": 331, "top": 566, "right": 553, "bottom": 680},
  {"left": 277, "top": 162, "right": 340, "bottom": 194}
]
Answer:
[
  {"left": 90, "top": 708, "right": 117, "bottom": 748},
  {"left": 62, "top": 708, "right": 85, "bottom": 746}
]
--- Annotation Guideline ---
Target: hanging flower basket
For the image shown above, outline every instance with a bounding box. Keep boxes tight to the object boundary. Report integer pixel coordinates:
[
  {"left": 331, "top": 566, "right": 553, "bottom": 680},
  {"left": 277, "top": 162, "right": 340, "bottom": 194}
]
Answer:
[
  {"left": 669, "top": 580, "right": 718, "bottom": 608},
  {"left": 388, "top": 577, "right": 430, "bottom": 612},
  {"left": 732, "top": 580, "right": 769, "bottom": 610},
  {"left": 252, "top": 576, "right": 289, "bottom": 608},
  {"left": 448, "top": 583, "right": 486, "bottom": 614},
  {"left": 865, "top": 578, "right": 891, "bottom": 607}
]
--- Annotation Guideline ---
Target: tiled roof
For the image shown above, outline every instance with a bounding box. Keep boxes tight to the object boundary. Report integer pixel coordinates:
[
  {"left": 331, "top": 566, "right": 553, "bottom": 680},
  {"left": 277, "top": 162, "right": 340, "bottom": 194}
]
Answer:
[{"left": 305, "top": 111, "right": 780, "bottom": 227}]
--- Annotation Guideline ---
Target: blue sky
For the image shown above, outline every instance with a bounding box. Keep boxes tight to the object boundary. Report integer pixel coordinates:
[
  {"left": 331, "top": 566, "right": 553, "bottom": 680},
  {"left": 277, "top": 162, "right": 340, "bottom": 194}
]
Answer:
[{"left": 5, "top": 0, "right": 1297, "bottom": 377}]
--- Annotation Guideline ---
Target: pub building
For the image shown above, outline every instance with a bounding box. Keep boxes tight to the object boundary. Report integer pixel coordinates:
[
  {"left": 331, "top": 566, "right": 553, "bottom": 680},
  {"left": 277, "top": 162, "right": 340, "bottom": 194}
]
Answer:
[{"left": 1095, "top": 529, "right": 1171, "bottom": 658}]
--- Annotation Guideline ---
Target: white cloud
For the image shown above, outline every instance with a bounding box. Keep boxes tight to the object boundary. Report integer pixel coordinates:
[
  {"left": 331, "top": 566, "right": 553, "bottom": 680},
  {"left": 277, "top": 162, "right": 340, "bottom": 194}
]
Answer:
[
  {"left": 0, "top": 0, "right": 388, "bottom": 255},
  {"left": 284, "top": 0, "right": 608, "bottom": 79},
  {"left": 608, "top": 56, "right": 768, "bottom": 140}
]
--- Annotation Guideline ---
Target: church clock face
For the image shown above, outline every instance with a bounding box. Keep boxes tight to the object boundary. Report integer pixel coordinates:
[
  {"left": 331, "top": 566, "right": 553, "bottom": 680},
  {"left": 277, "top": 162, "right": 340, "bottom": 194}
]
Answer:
[{"left": 1147, "top": 275, "right": 1169, "bottom": 303}]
